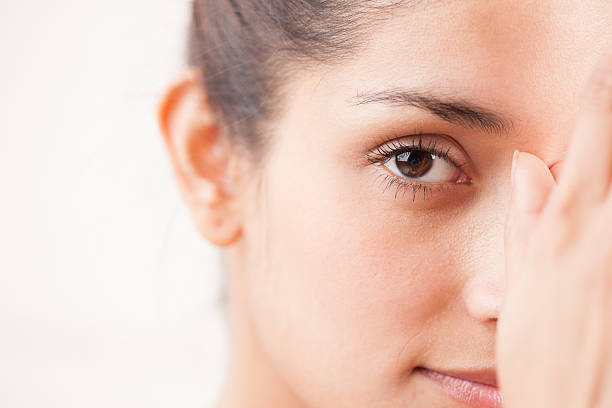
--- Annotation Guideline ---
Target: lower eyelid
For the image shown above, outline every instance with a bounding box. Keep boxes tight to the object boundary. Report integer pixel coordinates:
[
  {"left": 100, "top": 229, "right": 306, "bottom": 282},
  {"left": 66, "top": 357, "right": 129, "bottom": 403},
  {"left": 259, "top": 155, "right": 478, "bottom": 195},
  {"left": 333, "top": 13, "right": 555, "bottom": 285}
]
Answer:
[
  {"left": 376, "top": 172, "right": 450, "bottom": 201},
  {"left": 372, "top": 160, "right": 472, "bottom": 202}
]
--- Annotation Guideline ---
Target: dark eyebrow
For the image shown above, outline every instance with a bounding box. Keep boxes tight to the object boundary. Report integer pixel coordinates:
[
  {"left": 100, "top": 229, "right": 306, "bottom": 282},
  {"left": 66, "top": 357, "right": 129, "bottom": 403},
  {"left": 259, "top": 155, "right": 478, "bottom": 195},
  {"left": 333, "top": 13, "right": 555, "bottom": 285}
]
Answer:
[{"left": 352, "top": 88, "right": 513, "bottom": 135}]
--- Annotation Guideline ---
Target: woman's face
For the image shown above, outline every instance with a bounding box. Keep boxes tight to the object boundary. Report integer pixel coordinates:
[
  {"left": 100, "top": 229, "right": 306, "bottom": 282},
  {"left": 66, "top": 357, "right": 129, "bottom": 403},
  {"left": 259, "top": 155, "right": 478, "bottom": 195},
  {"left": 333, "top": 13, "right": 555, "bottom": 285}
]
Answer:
[{"left": 231, "top": 1, "right": 612, "bottom": 407}]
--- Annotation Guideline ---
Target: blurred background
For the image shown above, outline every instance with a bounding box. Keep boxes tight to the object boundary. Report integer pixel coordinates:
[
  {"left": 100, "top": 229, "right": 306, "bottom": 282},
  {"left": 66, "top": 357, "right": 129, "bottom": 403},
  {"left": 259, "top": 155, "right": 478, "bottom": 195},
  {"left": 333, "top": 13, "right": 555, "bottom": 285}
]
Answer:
[{"left": 0, "top": 1, "right": 227, "bottom": 407}]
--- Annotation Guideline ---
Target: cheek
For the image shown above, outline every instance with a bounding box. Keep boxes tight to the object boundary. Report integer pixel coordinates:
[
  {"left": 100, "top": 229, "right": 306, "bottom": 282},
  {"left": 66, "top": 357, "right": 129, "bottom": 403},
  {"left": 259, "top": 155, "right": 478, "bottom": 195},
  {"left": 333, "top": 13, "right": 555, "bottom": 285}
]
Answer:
[{"left": 241, "top": 144, "right": 471, "bottom": 404}]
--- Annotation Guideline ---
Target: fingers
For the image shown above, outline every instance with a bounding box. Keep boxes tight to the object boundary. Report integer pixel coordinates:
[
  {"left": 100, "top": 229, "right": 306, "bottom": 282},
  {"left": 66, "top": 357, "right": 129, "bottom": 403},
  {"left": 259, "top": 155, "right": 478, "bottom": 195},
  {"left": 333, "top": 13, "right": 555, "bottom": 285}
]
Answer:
[
  {"left": 505, "top": 151, "right": 556, "bottom": 285},
  {"left": 549, "top": 161, "right": 563, "bottom": 183},
  {"left": 555, "top": 46, "right": 612, "bottom": 206},
  {"left": 511, "top": 151, "right": 556, "bottom": 214}
]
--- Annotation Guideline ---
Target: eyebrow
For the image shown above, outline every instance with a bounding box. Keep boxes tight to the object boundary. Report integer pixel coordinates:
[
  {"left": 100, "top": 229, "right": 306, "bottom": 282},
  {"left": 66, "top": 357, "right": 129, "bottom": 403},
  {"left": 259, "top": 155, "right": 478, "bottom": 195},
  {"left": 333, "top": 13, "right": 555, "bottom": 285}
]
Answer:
[{"left": 352, "top": 88, "right": 513, "bottom": 135}]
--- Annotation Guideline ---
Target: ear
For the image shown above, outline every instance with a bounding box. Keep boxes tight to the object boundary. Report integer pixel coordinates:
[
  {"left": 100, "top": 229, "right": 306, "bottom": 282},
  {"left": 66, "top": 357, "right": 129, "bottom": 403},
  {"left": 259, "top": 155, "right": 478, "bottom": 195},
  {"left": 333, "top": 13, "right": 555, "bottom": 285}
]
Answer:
[{"left": 158, "top": 69, "right": 242, "bottom": 246}]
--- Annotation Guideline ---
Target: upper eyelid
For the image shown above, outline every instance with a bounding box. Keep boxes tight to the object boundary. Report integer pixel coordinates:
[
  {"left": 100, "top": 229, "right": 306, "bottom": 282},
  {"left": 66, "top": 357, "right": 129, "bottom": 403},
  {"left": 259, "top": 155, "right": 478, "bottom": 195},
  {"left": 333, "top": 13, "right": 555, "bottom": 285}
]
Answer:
[{"left": 365, "top": 133, "right": 467, "bottom": 168}]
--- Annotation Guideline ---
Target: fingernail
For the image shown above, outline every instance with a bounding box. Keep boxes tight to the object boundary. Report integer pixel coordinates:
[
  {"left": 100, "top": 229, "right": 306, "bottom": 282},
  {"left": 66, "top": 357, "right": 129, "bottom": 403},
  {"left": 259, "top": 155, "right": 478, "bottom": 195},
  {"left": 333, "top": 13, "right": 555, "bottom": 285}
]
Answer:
[
  {"left": 511, "top": 150, "right": 520, "bottom": 187},
  {"left": 512, "top": 152, "right": 550, "bottom": 214}
]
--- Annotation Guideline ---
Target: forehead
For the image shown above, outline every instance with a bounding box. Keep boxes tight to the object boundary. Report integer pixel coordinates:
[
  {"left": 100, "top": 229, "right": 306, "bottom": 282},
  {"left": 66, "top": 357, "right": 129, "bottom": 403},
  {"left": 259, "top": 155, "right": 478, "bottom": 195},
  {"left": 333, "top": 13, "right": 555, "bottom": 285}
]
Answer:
[{"left": 319, "top": 0, "right": 612, "bottom": 138}]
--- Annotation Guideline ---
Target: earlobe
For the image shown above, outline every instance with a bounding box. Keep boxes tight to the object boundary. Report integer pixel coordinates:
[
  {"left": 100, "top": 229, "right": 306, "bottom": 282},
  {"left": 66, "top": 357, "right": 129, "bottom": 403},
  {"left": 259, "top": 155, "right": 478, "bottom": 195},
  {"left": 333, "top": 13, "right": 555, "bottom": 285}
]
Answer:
[{"left": 158, "top": 69, "right": 243, "bottom": 247}]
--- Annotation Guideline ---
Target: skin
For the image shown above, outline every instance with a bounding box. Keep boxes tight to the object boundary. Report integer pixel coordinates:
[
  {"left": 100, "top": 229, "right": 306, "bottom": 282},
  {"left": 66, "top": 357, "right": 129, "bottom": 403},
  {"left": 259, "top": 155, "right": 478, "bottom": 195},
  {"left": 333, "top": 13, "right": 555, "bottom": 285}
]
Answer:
[
  {"left": 499, "top": 51, "right": 612, "bottom": 407},
  {"left": 158, "top": 1, "right": 612, "bottom": 407}
]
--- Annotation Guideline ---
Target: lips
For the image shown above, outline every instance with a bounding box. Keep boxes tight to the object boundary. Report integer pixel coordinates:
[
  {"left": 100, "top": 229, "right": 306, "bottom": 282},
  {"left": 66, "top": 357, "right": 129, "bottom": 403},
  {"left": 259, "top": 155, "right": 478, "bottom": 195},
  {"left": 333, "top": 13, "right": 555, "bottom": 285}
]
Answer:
[
  {"left": 415, "top": 366, "right": 503, "bottom": 408},
  {"left": 435, "top": 367, "right": 498, "bottom": 387}
]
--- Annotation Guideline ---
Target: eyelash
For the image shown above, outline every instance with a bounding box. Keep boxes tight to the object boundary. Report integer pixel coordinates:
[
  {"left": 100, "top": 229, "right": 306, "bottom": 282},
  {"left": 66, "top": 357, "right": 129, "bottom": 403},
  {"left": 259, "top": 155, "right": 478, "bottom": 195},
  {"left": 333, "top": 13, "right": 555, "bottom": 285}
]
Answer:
[{"left": 364, "top": 131, "right": 469, "bottom": 202}]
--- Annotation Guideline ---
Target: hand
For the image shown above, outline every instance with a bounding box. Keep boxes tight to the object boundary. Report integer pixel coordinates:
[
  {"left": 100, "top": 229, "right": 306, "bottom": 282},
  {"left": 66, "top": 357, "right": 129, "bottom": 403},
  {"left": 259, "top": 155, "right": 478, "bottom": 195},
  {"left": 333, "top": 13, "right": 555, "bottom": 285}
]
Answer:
[{"left": 497, "top": 48, "right": 612, "bottom": 408}]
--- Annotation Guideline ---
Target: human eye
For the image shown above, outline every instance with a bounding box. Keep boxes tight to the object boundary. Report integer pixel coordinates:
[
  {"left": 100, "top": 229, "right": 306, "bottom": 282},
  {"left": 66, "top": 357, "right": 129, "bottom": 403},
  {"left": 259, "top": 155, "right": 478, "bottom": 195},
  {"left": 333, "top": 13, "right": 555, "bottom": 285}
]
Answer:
[{"left": 364, "top": 132, "right": 473, "bottom": 201}]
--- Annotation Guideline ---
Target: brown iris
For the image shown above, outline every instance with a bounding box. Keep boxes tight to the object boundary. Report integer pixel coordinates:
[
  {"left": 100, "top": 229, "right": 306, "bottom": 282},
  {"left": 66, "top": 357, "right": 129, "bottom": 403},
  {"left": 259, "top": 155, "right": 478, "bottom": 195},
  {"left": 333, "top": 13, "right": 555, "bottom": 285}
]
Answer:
[{"left": 395, "top": 151, "right": 434, "bottom": 178}]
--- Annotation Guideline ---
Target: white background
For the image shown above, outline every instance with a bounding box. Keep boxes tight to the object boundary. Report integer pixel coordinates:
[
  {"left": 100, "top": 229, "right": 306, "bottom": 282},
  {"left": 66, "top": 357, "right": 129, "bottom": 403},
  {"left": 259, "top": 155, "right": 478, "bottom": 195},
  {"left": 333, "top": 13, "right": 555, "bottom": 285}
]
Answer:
[{"left": 0, "top": 1, "right": 227, "bottom": 407}]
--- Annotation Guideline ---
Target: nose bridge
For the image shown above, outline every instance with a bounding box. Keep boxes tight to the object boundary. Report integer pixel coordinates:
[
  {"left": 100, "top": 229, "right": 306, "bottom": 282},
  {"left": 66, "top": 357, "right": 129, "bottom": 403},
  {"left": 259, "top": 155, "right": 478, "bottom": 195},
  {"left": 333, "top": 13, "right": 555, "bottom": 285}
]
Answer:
[{"left": 461, "top": 185, "right": 510, "bottom": 323}]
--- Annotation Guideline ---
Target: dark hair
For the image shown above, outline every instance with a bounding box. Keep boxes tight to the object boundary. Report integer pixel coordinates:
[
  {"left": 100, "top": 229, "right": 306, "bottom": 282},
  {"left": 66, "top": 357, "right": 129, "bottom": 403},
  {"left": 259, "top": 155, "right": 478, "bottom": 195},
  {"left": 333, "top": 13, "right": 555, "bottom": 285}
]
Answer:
[{"left": 188, "top": 0, "right": 403, "bottom": 158}]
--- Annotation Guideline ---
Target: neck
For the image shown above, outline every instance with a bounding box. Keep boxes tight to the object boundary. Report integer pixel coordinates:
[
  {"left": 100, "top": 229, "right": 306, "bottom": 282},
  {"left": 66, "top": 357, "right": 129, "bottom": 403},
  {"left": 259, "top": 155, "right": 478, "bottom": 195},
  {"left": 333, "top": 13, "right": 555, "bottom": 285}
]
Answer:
[{"left": 213, "top": 248, "right": 304, "bottom": 408}]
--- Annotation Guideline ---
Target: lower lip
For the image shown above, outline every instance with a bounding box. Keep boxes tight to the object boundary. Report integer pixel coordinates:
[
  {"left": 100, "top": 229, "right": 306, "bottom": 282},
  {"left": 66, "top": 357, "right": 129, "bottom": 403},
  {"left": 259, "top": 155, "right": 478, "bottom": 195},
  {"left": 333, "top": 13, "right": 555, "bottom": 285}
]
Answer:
[{"left": 416, "top": 367, "right": 503, "bottom": 408}]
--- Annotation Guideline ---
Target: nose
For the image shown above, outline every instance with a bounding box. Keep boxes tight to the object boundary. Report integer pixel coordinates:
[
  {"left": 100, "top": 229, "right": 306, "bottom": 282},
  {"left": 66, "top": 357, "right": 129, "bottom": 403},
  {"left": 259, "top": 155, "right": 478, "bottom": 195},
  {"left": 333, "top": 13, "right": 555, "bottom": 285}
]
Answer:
[
  {"left": 460, "top": 159, "right": 562, "bottom": 324},
  {"left": 462, "top": 272, "right": 504, "bottom": 323},
  {"left": 460, "top": 191, "right": 508, "bottom": 324}
]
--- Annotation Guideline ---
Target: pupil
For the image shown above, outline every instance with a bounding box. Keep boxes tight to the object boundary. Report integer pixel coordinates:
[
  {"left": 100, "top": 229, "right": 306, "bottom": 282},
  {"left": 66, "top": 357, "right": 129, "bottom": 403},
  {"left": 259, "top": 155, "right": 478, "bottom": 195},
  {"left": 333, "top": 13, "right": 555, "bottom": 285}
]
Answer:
[{"left": 395, "top": 151, "right": 434, "bottom": 178}]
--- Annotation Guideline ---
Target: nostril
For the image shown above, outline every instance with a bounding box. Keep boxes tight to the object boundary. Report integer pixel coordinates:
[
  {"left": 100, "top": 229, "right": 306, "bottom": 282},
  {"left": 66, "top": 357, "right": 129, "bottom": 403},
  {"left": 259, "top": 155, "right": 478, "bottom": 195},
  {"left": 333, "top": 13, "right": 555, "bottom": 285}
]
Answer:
[{"left": 462, "top": 274, "right": 504, "bottom": 324}]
